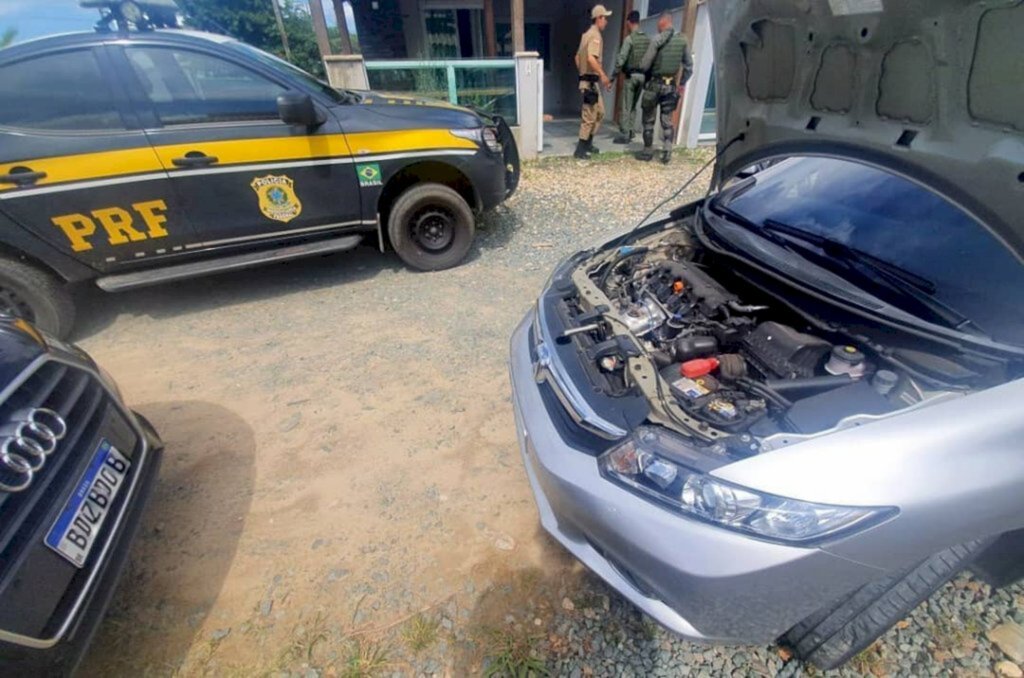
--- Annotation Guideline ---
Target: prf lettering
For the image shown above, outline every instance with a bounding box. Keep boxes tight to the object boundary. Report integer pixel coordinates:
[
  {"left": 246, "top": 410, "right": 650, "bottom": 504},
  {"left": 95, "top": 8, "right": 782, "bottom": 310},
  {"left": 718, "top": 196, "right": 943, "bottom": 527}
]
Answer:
[{"left": 51, "top": 200, "right": 170, "bottom": 252}]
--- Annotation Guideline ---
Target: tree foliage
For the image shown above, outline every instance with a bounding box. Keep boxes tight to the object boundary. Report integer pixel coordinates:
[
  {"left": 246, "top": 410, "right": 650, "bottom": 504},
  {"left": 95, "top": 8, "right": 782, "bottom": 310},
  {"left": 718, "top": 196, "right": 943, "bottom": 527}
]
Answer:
[
  {"left": 1, "top": 28, "right": 16, "bottom": 49},
  {"left": 177, "top": 0, "right": 325, "bottom": 76}
]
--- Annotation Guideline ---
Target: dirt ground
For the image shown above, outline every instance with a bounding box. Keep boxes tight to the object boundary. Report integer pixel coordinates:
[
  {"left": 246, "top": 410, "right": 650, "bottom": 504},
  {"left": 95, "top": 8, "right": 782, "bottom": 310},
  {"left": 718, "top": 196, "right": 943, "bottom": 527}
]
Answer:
[
  {"left": 74, "top": 151, "right": 717, "bottom": 676},
  {"left": 73, "top": 151, "right": 1021, "bottom": 677}
]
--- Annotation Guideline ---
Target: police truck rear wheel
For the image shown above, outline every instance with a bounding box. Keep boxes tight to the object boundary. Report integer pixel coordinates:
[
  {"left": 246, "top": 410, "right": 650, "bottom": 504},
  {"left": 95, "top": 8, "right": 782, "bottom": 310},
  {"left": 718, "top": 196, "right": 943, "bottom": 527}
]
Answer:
[
  {"left": 388, "top": 183, "right": 475, "bottom": 271},
  {"left": 0, "top": 256, "right": 75, "bottom": 339}
]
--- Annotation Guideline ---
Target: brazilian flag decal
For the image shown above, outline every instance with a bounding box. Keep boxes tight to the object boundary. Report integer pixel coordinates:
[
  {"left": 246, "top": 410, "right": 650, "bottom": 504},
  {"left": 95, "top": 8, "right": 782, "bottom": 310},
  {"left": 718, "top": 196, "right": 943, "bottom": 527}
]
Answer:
[{"left": 356, "top": 162, "right": 383, "bottom": 187}]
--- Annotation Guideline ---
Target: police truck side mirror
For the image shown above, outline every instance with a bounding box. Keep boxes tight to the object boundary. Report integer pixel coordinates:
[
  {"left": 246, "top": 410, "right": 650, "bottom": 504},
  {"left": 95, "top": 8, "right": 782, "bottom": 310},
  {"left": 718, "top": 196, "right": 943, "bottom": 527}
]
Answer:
[{"left": 277, "top": 92, "right": 324, "bottom": 128}]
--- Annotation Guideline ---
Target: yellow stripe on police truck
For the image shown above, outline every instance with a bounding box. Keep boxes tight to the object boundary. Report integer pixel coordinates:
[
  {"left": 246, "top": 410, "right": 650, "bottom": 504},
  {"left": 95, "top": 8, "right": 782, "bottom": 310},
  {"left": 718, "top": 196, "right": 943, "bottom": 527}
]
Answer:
[
  {"left": 0, "top": 146, "right": 164, "bottom": 192},
  {"left": 0, "top": 130, "right": 478, "bottom": 193}
]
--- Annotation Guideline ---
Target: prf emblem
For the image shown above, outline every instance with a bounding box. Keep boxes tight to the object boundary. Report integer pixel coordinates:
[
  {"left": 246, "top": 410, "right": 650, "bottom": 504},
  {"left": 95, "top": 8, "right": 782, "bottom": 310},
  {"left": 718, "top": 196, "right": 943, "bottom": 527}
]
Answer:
[{"left": 251, "top": 175, "right": 302, "bottom": 223}]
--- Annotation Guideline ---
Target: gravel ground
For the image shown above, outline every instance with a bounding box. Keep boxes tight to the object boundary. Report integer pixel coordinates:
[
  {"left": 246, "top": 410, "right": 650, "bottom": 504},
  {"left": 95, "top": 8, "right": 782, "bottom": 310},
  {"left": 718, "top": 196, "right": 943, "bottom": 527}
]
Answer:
[{"left": 72, "top": 150, "right": 1022, "bottom": 677}]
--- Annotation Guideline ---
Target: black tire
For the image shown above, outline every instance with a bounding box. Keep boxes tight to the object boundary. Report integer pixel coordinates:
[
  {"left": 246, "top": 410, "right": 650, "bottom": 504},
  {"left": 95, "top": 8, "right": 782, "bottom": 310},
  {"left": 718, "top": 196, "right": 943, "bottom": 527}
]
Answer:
[
  {"left": 0, "top": 255, "right": 75, "bottom": 339},
  {"left": 783, "top": 540, "right": 991, "bottom": 670},
  {"left": 387, "top": 183, "right": 475, "bottom": 271}
]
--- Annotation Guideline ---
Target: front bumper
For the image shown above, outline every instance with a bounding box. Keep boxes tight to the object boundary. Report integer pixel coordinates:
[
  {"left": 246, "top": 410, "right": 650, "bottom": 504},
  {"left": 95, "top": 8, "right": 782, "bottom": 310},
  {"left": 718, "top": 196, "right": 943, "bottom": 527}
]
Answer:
[
  {"left": 458, "top": 118, "right": 519, "bottom": 212},
  {"left": 509, "top": 312, "right": 883, "bottom": 643},
  {"left": 459, "top": 147, "right": 514, "bottom": 213},
  {"left": 0, "top": 412, "right": 164, "bottom": 675}
]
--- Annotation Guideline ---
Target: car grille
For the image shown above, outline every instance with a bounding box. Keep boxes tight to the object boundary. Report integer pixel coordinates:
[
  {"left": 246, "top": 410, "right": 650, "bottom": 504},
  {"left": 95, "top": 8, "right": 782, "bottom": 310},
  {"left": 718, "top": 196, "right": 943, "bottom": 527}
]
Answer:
[{"left": 0, "top": 359, "right": 126, "bottom": 582}]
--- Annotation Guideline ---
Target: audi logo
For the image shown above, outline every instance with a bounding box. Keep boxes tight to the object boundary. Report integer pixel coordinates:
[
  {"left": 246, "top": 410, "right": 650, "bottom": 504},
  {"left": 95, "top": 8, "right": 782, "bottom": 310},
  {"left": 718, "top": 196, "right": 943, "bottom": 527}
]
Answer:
[{"left": 0, "top": 408, "right": 67, "bottom": 493}]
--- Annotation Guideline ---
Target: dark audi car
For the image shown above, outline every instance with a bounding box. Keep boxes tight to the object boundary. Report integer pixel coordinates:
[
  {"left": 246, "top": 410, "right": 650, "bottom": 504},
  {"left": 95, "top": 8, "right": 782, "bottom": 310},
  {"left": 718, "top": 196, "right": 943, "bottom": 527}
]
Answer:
[{"left": 0, "top": 317, "right": 162, "bottom": 673}]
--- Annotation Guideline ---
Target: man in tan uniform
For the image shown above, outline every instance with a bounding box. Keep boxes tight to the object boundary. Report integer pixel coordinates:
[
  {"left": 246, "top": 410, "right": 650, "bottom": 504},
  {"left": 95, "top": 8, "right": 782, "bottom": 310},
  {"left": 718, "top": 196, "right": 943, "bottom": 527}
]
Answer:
[{"left": 574, "top": 4, "right": 613, "bottom": 159}]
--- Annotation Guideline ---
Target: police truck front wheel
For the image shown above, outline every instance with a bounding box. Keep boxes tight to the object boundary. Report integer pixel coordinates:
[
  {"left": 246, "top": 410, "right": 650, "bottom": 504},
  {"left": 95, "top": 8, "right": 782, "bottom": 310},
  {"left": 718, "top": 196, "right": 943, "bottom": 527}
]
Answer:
[
  {"left": 0, "top": 255, "right": 75, "bottom": 339},
  {"left": 388, "top": 183, "right": 475, "bottom": 271}
]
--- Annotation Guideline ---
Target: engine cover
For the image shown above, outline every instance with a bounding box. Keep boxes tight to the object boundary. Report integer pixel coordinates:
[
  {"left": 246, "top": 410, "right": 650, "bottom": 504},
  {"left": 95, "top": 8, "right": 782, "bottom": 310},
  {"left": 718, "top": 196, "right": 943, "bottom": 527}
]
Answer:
[{"left": 743, "top": 322, "right": 832, "bottom": 379}]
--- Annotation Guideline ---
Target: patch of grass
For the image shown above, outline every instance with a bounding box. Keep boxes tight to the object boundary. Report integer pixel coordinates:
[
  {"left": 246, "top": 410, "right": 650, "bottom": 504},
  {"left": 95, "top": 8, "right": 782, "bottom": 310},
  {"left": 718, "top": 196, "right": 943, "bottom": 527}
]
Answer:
[
  {"left": 527, "top": 145, "right": 713, "bottom": 168},
  {"left": 482, "top": 626, "right": 548, "bottom": 677},
  {"left": 928, "top": 615, "right": 978, "bottom": 646},
  {"left": 277, "top": 611, "right": 330, "bottom": 667},
  {"left": 339, "top": 637, "right": 392, "bottom": 678},
  {"left": 402, "top": 613, "right": 441, "bottom": 653},
  {"left": 849, "top": 641, "right": 887, "bottom": 677},
  {"left": 639, "top": 617, "right": 659, "bottom": 642}
]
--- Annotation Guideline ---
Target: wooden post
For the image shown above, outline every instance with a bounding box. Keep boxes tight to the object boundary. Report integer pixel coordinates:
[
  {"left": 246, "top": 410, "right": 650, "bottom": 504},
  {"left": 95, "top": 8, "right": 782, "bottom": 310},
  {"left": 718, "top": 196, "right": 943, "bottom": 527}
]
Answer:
[
  {"left": 484, "top": 0, "right": 497, "bottom": 56},
  {"left": 511, "top": 0, "right": 525, "bottom": 53},
  {"left": 270, "top": 0, "right": 292, "bottom": 60},
  {"left": 681, "top": 0, "right": 698, "bottom": 41},
  {"left": 331, "top": 0, "right": 354, "bottom": 54},
  {"left": 309, "top": 0, "right": 334, "bottom": 56}
]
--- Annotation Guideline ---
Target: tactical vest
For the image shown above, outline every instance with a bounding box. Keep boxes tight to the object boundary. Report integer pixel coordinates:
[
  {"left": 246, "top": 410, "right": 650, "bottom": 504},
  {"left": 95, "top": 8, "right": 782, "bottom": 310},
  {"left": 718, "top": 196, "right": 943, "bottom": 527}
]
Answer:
[
  {"left": 652, "top": 30, "right": 687, "bottom": 77},
  {"left": 626, "top": 32, "right": 651, "bottom": 72}
]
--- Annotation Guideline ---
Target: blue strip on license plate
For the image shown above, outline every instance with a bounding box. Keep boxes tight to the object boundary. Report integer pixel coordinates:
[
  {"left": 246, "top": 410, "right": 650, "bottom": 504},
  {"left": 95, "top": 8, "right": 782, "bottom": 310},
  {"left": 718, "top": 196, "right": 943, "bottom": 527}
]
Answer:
[{"left": 45, "top": 440, "right": 130, "bottom": 569}]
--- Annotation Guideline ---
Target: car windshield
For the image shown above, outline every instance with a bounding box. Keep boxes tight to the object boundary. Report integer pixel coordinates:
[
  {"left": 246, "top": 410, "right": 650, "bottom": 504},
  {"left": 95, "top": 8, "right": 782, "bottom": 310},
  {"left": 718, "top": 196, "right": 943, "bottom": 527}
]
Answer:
[
  {"left": 225, "top": 41, "right": 350, "bottom": 105},
  {"left": 717, "top": 157, "right": 1024, "bottom": 345}
]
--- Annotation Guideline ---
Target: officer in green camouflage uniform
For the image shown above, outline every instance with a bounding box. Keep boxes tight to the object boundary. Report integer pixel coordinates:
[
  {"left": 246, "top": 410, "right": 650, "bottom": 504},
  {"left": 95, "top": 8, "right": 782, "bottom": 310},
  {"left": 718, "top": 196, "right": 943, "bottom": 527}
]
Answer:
[
  {"left": 637, "top": 11, "right": 694, "bottom": 163},
  {"left": 611, "top": 11, "right": 650, "bottom": 144}
]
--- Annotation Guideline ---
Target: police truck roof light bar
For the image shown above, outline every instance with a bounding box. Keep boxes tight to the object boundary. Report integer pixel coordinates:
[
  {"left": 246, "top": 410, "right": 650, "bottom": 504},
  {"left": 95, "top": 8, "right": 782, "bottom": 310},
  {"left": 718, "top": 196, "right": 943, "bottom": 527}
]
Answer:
[{"left": 81, "top": 0, "right": 180, "bottom": 33}]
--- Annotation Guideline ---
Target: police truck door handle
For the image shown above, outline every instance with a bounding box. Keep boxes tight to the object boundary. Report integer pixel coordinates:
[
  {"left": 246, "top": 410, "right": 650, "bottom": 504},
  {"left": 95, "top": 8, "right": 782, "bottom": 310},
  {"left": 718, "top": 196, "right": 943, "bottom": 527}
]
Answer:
[
  {"left": 0, "top": 167, "right": 47, "bottom": 186},
  {"left": 171, "top": 152, "right": 219, "bottom": 168}
]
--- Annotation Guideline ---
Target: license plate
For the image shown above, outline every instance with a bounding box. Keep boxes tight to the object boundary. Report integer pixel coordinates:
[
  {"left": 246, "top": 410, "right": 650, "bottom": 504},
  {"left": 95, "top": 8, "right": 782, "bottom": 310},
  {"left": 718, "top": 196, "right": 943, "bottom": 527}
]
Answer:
[{"left": 45, "top": 440, "right": 130, "bottom": 568}]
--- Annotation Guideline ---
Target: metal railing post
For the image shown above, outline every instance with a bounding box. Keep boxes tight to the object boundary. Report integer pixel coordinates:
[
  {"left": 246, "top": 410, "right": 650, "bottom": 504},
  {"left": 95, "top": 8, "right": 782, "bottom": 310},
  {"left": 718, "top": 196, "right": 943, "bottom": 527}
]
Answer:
[{"left": 446, "top": 63, "right": 458, "bottom": 104}]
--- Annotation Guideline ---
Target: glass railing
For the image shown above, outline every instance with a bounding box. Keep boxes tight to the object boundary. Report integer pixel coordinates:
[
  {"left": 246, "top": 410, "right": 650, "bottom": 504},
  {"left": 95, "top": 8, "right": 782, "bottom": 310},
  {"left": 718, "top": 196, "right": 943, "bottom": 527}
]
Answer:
[{"left": 364, "top": 59, "right": 518, "bottom": 125}]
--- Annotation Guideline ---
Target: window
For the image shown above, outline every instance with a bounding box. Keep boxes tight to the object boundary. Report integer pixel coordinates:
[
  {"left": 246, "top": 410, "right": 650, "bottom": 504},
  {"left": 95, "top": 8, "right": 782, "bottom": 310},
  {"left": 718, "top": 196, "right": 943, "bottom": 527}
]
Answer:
[
  {"left": 126, "top": 47, "right": 286, "bottom": 125},
  {"left": 496, "top": 22, "right": 552, "bottom": 71},
  {"left": 0, "top": 50, "right": 123, "bottom": 131},
  {"left": 225, "top": 41, "right": 348, "bottom": 104}
]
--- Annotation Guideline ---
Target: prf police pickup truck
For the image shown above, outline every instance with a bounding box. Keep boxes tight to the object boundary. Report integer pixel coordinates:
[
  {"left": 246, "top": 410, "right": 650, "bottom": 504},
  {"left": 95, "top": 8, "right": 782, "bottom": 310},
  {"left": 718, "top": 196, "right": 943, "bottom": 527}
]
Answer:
[{"left": 0, "top": 24, "right": 519, "bottom": 338}]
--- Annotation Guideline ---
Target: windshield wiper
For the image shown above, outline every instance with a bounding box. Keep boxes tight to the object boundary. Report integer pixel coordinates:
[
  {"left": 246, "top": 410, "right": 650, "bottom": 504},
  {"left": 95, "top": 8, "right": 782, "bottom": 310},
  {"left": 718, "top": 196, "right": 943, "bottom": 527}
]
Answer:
[
  {"left": 761, "top": 219, "right": 983, "bottom": 334},
  {"left": 707, "top": 202, "right": 801, "bottom": 253},
  {"left": 763, "top": 220, "right": 935, "bottom": 292}
]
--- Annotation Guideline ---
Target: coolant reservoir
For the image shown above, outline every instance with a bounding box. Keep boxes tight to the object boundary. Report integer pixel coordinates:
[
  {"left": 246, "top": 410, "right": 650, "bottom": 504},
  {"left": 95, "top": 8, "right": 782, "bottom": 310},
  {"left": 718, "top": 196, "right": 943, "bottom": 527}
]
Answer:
[{"left": 825, "top": 345, "right": 867, "bottom": 380}]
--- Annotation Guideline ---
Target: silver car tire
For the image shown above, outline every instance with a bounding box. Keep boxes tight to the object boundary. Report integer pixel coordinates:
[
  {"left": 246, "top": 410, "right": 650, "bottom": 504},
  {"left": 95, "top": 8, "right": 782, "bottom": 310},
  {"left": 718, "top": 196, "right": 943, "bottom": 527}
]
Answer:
[{"left": 783, "top": 539, "right": 992, "bottom": 670}]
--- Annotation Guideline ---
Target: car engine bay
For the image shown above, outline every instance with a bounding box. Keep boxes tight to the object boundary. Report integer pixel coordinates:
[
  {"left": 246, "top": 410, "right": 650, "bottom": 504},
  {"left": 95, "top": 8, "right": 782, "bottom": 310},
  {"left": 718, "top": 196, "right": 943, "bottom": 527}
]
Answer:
[{"left": 567, "top": 222, "right": 1012, "bottom": 451}]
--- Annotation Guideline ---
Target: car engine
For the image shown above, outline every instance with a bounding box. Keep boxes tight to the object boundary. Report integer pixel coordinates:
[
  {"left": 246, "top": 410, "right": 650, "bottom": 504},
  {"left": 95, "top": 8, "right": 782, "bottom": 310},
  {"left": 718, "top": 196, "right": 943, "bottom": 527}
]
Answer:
[{"left": 586, "top": 241, "right": 947, "bottom": 440}]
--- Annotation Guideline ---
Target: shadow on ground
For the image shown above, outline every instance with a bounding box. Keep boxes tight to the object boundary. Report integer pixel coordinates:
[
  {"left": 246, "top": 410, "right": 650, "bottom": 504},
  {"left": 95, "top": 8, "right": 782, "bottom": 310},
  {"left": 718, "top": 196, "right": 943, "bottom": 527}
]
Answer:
[{"left": 78, "top": 401, "right": 256, "bottom": 676}]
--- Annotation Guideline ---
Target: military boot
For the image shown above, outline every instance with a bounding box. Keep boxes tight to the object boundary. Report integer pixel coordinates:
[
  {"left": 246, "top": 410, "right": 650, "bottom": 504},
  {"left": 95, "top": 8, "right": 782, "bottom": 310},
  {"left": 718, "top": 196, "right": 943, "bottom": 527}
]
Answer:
[
  {"left": 636, "top": 131, "right": 655, "bottom": 160},
  {"left": 573, "top": 139, "right": 590, "bottom": 160},
  {"left": 586, "top": 134, "right": 601, "bottom": 154},
  {"left": 612, "top": 132, "right": 633, "bottom": 144},
  {"left": 660, "top": 150, "right": 672, "bottom": 164}
]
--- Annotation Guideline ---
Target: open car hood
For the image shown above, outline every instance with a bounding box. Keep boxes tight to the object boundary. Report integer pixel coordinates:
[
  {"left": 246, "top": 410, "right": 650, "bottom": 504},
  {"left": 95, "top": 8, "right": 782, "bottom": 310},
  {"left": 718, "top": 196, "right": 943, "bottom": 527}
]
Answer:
[{"left": 708, "top": 0, "right": 1024, "bottom": 257}]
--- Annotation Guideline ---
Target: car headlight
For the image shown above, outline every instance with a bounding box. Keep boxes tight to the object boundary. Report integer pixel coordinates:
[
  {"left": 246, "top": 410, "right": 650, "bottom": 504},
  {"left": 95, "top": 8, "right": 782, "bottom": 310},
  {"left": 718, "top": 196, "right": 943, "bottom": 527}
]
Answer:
[
  {"left": 599, "top": 427, "right": 895, "bottom": 545},
  {"left": 450, "top": 127, "right": 502, "bottom": 153}
]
